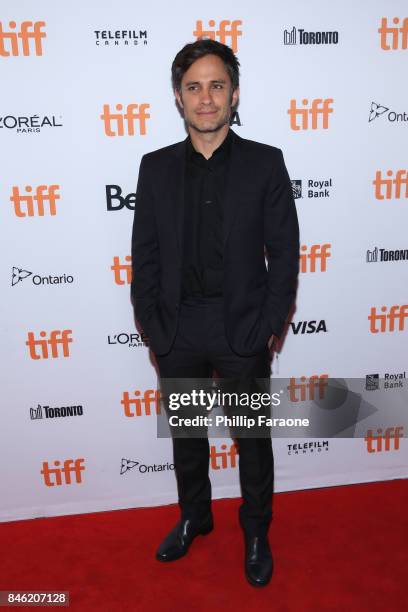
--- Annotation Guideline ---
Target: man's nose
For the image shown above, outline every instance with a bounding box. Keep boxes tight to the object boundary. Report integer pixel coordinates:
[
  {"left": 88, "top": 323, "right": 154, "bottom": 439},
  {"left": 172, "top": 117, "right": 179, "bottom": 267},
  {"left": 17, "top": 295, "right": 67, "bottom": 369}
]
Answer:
[{"left": 198, "top": 86, "right": 213, "bottom": 104}]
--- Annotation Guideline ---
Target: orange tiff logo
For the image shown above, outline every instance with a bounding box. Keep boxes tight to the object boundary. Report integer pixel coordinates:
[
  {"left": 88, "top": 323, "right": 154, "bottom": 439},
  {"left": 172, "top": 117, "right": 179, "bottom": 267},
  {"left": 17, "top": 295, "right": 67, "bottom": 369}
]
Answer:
[
  {"left": 26, "top": 330, "right": 73, "bottom": 359},
  {"left": 111, "top": 256, "right": 132, "bottom": 285},
  {"left": 193, "top": 20, "right": 242, "bottom": 52},
  {"left": 41, "top": 458, "right": 85, "bottom": 486},
  {"left": 210, "top": 443, "right": 238, "bottom": 470},
  {"left": 287, "top": 375, "right": 329, "bottom": 402},
  {"left": 288, "top": 98, "right": 333, "bottom": 130},
  {"left": 300, "top": 244, "right": 331, "bottom": 272},
  {"left": 368, "top": 305, "right": 408, "bottom": 333},
  {"left": 378, "top": 17, "right": 408, "bottom": 50},
  {"left": 0, "top": 21, "right": 46, "bottom": 56},
  {"left": 365, "top": 427, "right": 404, "bottom": 452},
  {"left": 373, "top": 170, "right": 408, "bottom": 200},
  {"left": 121, "top": 390, "right": 161, "bottom": 416},
  {"left": 100, "top": 103, "right": 150, "bottom": 136},
  {"left": 10, "top": 185, "right": 60, "bottom": 217}
]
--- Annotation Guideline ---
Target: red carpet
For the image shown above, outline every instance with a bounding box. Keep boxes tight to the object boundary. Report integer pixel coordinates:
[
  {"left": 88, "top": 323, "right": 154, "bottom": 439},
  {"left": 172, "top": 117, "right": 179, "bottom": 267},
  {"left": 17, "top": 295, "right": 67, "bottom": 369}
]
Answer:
[{"left": 1, "top": 480, "right": 407, "bottom": 611}]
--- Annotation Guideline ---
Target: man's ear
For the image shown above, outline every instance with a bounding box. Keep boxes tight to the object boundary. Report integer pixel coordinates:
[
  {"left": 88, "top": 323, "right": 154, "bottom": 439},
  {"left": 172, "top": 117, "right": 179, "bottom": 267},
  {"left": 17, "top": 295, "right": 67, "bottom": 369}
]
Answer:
[
  {"left": 174, "top": 89, "right": 184, "bottom": 109},
  {"left": 231, "top": 86, "right": 240, "bottom": 109}
]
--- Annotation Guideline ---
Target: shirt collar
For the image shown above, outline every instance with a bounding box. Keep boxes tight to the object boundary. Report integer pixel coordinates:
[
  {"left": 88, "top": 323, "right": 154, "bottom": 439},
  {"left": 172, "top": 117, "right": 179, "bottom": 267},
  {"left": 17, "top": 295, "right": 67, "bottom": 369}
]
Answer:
[{"left": 186, "top": 128, "right": 233, "bottom": 165}]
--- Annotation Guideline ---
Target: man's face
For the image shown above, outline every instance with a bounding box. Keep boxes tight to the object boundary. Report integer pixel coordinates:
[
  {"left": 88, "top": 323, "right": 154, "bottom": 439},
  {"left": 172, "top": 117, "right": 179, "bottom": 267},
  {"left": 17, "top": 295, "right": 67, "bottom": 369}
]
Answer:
[{"left": 175, "top": 54, "right": 239, "bottom": 134}]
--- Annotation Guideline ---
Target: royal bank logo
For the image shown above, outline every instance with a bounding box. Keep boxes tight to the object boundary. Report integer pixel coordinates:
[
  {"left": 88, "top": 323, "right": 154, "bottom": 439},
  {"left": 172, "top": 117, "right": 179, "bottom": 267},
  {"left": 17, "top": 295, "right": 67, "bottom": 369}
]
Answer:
[
  {"left": 365, "top": 372, "right": 406, "bottom": 391},
  {"left": 93, "top": 28, "right": 148, "bottom": 47},
  {"left": 366, "top": 247, "right": 408, "bottom": 263},
  {"left": 284, "top": 27, "right": 338, "bottom": 45},
  {"left": 291, "top": 178, "right": 332, "bottom": 199},
  {"left": 12, "top": 266, "right": 74, "bottom": 287},
  {"left": 369, "top": 102, "right": 408, "bottom": 123},
  {"left": 291, "top": 180, "right": 302, "bottom": 199},
  {"left": 365, "top": 374, "right": 379, "bottom": 391},
  {"left": 287, "top": 440, "right": 329, "bottom": 455},
  {"left": 120, "top": 458, "right": 174, "bottom": 475}
]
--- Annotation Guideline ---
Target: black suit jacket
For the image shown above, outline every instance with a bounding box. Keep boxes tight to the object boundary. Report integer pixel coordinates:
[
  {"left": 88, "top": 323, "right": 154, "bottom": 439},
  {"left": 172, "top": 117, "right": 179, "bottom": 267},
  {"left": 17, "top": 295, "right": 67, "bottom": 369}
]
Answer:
[{"left": 131, "top": 130, "right": 299, "bottom": 356}]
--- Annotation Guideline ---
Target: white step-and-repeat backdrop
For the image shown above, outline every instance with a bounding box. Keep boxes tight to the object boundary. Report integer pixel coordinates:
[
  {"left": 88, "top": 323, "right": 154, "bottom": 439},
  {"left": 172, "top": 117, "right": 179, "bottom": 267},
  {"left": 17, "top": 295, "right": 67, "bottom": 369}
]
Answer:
[{"left": 1, "top": 1, "right": 407, "bottom": 522}]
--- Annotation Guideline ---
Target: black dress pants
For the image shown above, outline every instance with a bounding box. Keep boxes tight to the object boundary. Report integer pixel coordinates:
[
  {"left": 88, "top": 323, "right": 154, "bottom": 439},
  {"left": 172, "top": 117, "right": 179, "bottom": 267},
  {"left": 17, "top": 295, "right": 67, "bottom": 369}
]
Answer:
[{"left": 155, "top": 295, "right": 274, "bottom": 537}]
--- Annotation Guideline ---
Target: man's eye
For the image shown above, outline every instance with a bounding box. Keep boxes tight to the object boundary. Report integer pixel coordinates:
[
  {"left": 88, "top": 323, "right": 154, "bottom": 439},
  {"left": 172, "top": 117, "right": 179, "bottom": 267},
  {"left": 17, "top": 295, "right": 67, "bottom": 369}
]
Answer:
[
  {"left": 213, "top": 84, "right": 223, "bottom": 89},
  {"left": 188, "top": 86, "right": 198, "bottom": 91}
]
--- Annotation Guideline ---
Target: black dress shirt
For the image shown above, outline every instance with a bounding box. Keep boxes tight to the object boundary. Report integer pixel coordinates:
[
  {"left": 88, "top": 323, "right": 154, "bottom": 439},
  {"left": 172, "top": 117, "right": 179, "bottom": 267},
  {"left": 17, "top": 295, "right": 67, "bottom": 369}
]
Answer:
[{"left": 181, "top": 129, "right": 232, "bottom": 299}]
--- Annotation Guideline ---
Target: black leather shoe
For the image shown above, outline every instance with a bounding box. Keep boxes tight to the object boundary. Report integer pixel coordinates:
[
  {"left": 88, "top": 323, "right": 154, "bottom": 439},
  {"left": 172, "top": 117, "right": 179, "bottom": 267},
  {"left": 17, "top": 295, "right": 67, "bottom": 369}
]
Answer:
[
  {"left": 156, "top": 515, "right": 214, "bottom": 562},
  {"left": 244, "top": 535, "right": 274, "bottom": 587}
]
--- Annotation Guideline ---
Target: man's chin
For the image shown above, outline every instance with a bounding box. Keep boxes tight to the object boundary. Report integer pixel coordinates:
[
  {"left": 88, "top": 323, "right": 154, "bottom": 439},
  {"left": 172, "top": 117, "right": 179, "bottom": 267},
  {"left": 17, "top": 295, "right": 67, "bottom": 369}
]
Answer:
[{"left": 188, "top": 120, "right": 228, "bottom": 134}]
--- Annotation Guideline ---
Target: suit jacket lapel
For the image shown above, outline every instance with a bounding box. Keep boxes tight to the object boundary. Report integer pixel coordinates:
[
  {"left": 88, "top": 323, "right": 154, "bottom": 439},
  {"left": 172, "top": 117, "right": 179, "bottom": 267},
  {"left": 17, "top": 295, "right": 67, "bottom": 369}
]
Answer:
[
  {"left": 168, "top": 138, "right": 187, "bottom": 258},
  {"left": 223, "top": 130, "right": 248, "bottom": 250}
]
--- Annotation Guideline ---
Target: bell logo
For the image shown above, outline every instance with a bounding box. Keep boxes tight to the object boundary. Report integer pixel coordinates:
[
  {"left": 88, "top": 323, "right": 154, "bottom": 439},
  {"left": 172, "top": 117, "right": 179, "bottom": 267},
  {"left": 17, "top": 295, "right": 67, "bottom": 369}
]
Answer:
[
  {"left": 41, "top": 458, "right": 85, "bottom": 486},
  {"left": 365, "top": 427, "right": 404, "bottom": 452},
  {"left": 210, "top": 443, "right": 238, "bottom": 470},
  {"left": 378, "top": 17, "right": 408, "bottom": 50},
  {"left": 26, "top": 330, "right": 73, "bottom": 359},
  {"left": 368, "top": 305, "right": 408, "bottom": 333},
  {"left": 373, "top": 170, "right": 408, "bottom": 200},
  {"left": 0, "top": 21, "right": 46, "bottom": 56},
  {"left": 10, "top": 185, "right": 60, "bottom": 217},
  {"left": 111, "top": 256, "right": 132, "bottom": 285},
  {"left": 100, "top": 103, "right": 150, "bottom": 136},
  {"left": 193, "top": 20, "right": 242, "bottom": 52},
  {"left": 288, "top": 98, "right": 333, "bottom": 130},
  {"left": 300, "top": 244, "right": 331, "bottom": 272},
  {"left": 287, "top": 375, "right": 329, "bottom": 402},
  {"left": 121, "top": 390, "right": 161, "bottom": 416}
]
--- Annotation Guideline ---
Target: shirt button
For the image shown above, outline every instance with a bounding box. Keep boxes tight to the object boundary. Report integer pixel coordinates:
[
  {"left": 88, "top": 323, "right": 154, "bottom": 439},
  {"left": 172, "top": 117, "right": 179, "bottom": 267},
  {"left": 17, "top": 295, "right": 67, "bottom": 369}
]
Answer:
[{"left": 204, "top": 200, "right": 213, "bottom": 204}]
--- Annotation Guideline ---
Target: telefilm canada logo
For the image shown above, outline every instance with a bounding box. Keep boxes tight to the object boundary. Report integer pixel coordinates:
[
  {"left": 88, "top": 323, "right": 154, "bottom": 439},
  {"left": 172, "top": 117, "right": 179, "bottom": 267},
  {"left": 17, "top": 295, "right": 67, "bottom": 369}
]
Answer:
[
  {"left": 0, "top": 113, "right": 62, "bottom": 133},
  {"left": 284, "top": 26, "right": 338, "bottom": 45},
  {"left": 291, "top": 178, "right": 333, "bottom": 199},
  {"left": 30, "top": 403, "right": 84, "bottom": 420},
  {"left": 369, "top": 102, "right": 408, "bottom": 123},
  {"left": 287, "top": 440, "right": 329, "bottom": 455},
  {"left": 365, "top": 372, "right": 406, "bottom": 391},
  {"left": 120, "top": 458, "right": 174, "bottom": 475},
  {"left": 108, "top": 332, "right": 149, "bottom": 348},
  {"left": 12, "top": 266, "right": 74, "bottom": 287},
  {"left": 93, "top": 28, "right": 148, "bottom": 47},
  {"left": 366, "top": 247, "right": 408, "bottom": 263}
]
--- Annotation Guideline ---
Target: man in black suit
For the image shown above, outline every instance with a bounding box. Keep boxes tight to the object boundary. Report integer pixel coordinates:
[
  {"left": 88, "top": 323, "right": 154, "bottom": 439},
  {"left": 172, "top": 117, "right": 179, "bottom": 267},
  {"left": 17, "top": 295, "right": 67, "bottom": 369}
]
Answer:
[{"left": 131, "top": 39, "right": 299, "bottom": 587}]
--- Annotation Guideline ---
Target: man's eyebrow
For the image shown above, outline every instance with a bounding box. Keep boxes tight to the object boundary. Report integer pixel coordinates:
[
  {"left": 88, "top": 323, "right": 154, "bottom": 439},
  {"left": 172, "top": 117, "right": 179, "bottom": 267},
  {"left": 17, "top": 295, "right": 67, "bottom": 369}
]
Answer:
[{"left": 184, "top": 79, "right": 228, "bottom": 86}]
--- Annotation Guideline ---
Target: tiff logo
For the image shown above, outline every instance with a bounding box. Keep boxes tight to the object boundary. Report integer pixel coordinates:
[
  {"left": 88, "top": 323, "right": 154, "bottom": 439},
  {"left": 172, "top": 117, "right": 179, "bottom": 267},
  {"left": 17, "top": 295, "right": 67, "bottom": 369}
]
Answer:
[
  {"left": 121, "top": 390, "right": 161, "bottom": 416},
  {"left": 368, "top": 305, "right": 408, "bottom": 333},
  {"left": 300, "top": 244, "right": 331, "bottom": 272},
  {"left": 10, "top": 185, "right": 60, "bottom": 217},
  {"left": 111, "top": 256, "right": 132, "bottom": 284},
  {"left": 193, "top": 20, "right": 242, "bottom": 52},
  {"left": 288, "top": 98, "right": 333, "bottom": 130},
  {"left": 100, "top": 103, "right": 150, "bottom": 136},
  {"left": 210, "top": 443, "right": 238, "bottom": 470},
  {"left": 287, "top": 375, "right": 329, "bottom": 402},
  {"left": 365, "top": 427, "right": 404, "bottom": 452},
  {"left": 373, "top": 170, "right": 408, "bottom": 200},
  {"left": 0, "top": 21, "right": 46, "bottom": 56},
  {"left": 41, "top": 458, "right": 85, "bottom": 486},
  {"left": 26, "top": 330, "right": 73, "bottom": 359},
  {"left": 378, "top": 17, "right": 408, "bottom": 50}
]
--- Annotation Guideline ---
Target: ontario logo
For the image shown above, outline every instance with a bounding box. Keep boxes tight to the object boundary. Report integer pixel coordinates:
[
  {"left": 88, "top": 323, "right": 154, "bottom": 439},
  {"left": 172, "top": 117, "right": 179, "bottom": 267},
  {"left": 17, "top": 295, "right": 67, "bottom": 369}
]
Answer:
[
  {"left": 369, "top": 102, "right": 408, "bottom": 123},
  {"left": 120, "top": 458, "right": 174, "bottom": 475},
  {"left": 12, "top": 266, "right": 74, "bottom": 287}
]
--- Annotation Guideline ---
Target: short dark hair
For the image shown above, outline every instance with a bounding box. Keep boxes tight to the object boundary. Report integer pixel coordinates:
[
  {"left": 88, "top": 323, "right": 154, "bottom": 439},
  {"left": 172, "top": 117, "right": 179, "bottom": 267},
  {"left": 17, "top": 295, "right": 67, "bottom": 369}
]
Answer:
[{"left": 171, "top": 39, "right": 240, "bottom": 92}]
